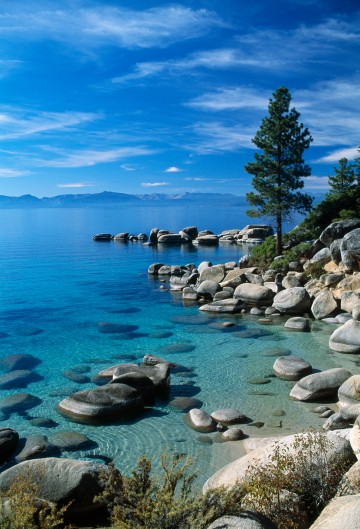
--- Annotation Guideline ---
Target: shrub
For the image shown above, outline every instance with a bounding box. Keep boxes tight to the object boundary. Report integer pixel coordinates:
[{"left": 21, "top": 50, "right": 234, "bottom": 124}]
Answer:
[
  {"left": 242, "top": 430, "right": 352, "bottom": 529},
  {"left": 249, "top": 236, "right": 277, "bottom": 270},
  {"left": 0, "top": 474, "right": 70, "bottom": 529},
  {"left": 304, "top": 261, "right": 325, "bottom": 279},
  {"left": 96, "top": 453, "right": 246, "bottom": 529}
]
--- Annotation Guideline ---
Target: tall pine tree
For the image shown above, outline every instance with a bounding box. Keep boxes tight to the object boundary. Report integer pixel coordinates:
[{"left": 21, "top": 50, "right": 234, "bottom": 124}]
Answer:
[
  {"left": 328, "top": 158, "right": 355, "bottom": 195},
  {"left": 245, "top": 87, "right": 313, "bottom": 255}
]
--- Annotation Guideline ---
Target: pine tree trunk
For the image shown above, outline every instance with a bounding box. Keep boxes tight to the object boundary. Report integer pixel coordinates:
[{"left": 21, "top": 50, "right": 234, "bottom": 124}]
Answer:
[{"left": 276, "top": 212, "right": 282, "bottom": 255}]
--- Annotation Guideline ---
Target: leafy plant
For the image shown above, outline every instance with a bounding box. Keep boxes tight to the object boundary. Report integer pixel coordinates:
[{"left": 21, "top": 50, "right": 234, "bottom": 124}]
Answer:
[{"left": 96, "top": 453, "right": 246, "bottom": 529}]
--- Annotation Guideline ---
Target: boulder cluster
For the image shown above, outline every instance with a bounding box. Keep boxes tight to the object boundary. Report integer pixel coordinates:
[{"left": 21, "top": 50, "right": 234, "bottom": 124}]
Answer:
[
  {"left": 93, "top": 224, "right": 274, "bottom": 246},
  {"left": 149, "top": 220, "right": 360, "bottom": 356}
]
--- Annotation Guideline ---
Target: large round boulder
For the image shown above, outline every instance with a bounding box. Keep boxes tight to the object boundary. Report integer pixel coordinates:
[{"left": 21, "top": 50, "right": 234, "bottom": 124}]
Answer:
[
  {"left": 329, "top": 320, "right": 360, "bottom": 353},
  {"left": 199, "top": 264, "right": 225, "bottom": 284},
  {"left": 311, "top": 290, "right": 338, "bottom": 320},
  {"left": 206, "top": 513, "right": 277, "bottom": 529},
  {"left": 273, "top": 356, "right": 312, "bottom": 381},
  {"left": 187, "top": 409, "right": 217, "bottom": 432},
  {"left": 203, "top": 431, "right": 354, "bottom": 492},
  {"left": 234, "top": 284, "right": 274, "bottom": 306},
  {"left": 58, "top": 384, "right": 144, "bottom": 424},
  {"left": 0, "top": 457, "right": 109, "bottom": 517},
  {"left": 158, "top": 233, "right": 182, "bottom": 244},
  {"left": 338, "top": 375, "right": 360, "bottom": 418},
  {"left": 284, "top": 317, "right": 310, "bottom": 331},
  {"left": 308, "top": 494, "right": 360, "bottom": 529},
  {"left": 289, "top": 368, "right": 352, "bottom": 401},
  {"left": 319, "top": 220, "right": 360, "bottom": 247},
  {"left": 340, "top": 228, "right": 360, "bottom": 271},
  {"left": 197, "top": 280, "right": 221, "bottom": 298},
  {"left": 273, "top": 287, "right": 312, "bottom": 314},
  {"left": 210, "top": 408, "right": 246, "bottom": 424}
]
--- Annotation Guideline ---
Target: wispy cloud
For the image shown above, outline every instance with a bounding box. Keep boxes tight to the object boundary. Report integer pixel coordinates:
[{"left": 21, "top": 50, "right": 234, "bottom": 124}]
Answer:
[
  {"left": 0, "top": 4, "right": 224, "bottom": 51},
  {"left": 57, "top": 183, "right": 96, "bottom": 188},
  {"left": 186, "top": 76, "right": 360, "bottom": 154},
  {"left": 142, "top": 182, "right": 169, "bottom": 187},
  {"left": 112, "top": 15, "right": 360, "bottom": 84},
  {"left": 0, "top": 108, "right": 99, "bottom": 140},
  {"left": 187, "top": 87, "right": 268, "bottom": 111},
  {"left": 165, "top": 166, "right": 182, "bottom": 173},
  {"left": 302, "top": 176, "right": 329, "bottom": 190},
  {"left": 0, "top": 168, "right": 30, "bottom": 178},
  {"left": 314, "top": 146, "right": 359, "bottom": 163},
  {"left": 38, "top": 146, "right": 156, "bottom": 168},
  {"left": 0, "top": 59, "right": 22, "bottom": 79},
  {"left": 121, "top": 164, "right": 135, "bottom": 171},
  {"left": 188, "top": 121, "right": 256, "bottom": 154}
]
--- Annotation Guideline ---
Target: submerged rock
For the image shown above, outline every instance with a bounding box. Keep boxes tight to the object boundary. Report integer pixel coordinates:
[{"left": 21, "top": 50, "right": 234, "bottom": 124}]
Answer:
[
  {"left": 0, "top": 427, "right": 19, "bottom": 464},
  {"left": 0, "top": 393, "right": 42, "bottom": 416},
  {"left": 0, "top": 353, "right": 41, "bottom": 372},
  {"left": 0, "top": 369, "right": 43, "bottom": 389}
]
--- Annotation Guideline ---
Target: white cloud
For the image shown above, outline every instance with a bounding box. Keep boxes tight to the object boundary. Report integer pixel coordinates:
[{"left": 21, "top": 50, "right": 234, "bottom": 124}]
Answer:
[
  {"left": 57, "top": 183, "right": 96, "bottom": 188},
  {"left": 187, "top": 87, "right": 268, "bottom": 111},
  {"left": 142, "top": 182, "right": 169, "bottom": 187},
  {"left": 302, "top": 176, "right": 329, "bottom": 190},
  {"left": 0, "top": 5, "right": 224, "bottom": 50},
  {"left": 314, "top": 146, "right": 359, "bottom": 164},
  {"left": 38, "top": 146, "right": 155, "bottom": 168},
  {"left": 188, "top": 121, "right": 256, "bottom": 154},
  {"left": 165, "top": 166, "right": 182, "bottom": 173},
  {"left": 121, "top": 164, "right": 135, "bottom": 171},
  {"left": 112, "top": 15, "right": 360, "bottom": 83},
  {"left": 186, "top": 77, "right": 360, "bottom": 153},
  {"left": 0, "top": 168, "right": 30, "bottom": 177},
  {"left": 0, "top": 108, "right": 99, "bottom": 140}
]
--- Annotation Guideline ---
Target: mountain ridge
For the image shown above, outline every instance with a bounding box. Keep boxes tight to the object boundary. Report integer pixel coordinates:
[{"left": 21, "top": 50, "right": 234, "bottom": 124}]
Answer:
[{"left": 0, "top": 191, "right": 249, "bottom": 208}]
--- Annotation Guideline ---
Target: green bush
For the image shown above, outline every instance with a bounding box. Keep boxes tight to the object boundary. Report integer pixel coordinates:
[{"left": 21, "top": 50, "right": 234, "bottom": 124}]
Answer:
[
  {"left": 0, "top": 474, "right": 70, "bottom": 529},
  {"left": 96, "top": 453, "right": 246, "bottom": 529},
  {"left": 249, "top": 236, "right": 277, "bottom": 270},
  {"left": 243, "top": 430, "right": 352, "bottom": 529},
  {"left": 304, "top": 261, "right": 326, "bottom": 279}
]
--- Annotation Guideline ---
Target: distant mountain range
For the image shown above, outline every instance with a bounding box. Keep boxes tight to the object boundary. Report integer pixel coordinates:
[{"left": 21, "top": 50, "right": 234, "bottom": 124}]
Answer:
[{"left": 0, "top": 191, "right": 250, "bottom": 208}]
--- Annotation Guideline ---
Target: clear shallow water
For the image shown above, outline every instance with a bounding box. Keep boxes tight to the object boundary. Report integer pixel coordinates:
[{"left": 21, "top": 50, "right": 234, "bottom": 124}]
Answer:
[{"left": 0, "top": 207, "right": 358, "bottom": 484}]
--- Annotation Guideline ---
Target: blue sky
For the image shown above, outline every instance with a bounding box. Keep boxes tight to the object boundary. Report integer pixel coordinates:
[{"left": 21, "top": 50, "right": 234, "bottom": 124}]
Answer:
[{"left": 0, "top": 0, "right": 359, "bottom": 197}]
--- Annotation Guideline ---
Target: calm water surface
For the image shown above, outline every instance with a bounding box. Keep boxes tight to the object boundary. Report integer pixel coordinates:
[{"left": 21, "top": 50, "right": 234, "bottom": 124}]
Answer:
[{"left": 0, "top": 207, "right": 357, "bottom": 483}]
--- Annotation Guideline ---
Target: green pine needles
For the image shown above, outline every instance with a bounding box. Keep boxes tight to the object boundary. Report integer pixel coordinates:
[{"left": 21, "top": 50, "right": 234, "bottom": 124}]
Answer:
[{"left": 245, "top": 86, "right": 313, "bottom": 255}]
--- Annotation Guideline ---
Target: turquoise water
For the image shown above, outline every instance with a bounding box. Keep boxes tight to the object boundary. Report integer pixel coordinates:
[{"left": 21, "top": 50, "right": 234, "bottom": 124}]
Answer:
[{"left": 0, "top": 207, "right": 357, "bottom": 483}]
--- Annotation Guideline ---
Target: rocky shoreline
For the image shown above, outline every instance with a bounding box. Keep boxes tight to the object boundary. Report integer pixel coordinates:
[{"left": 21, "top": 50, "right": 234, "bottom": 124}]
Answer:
[{"left": 0, "top": 220, "right": 359, "bottom": 527}]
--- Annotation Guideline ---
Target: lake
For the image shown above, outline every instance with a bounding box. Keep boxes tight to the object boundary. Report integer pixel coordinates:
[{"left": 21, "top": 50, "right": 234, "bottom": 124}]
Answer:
[{"left": 0, "top": 206, "right": 355, "bottom": 484}]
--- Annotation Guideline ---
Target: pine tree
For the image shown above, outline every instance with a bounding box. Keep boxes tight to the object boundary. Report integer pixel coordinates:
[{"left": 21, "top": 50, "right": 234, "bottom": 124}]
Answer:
[
  {"left": 245, "top": 87, "right": 313, "bottom": 255},
  {"left": 328, "top": 158, "right": 355, "bottom": 195},
  {"left": 353, "top": 146, "right": 360, "bottom": 186}
]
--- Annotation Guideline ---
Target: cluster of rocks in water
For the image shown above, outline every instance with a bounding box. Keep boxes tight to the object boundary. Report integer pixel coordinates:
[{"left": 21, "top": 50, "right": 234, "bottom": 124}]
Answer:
[{"left": 93, "top": 224, "right": 274, "bottom": 246}]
